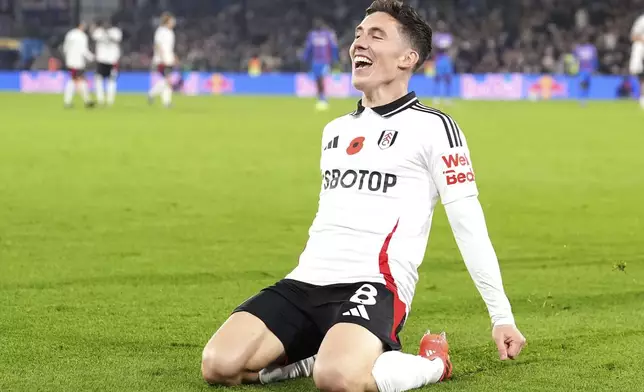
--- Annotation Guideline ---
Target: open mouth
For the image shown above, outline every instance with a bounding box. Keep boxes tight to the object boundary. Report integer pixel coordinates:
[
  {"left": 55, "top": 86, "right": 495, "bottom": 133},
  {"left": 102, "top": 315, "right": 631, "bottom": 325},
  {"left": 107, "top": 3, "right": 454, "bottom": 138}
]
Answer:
[{"left": 354, "top": 55, "right": 373, "bottom": 70}]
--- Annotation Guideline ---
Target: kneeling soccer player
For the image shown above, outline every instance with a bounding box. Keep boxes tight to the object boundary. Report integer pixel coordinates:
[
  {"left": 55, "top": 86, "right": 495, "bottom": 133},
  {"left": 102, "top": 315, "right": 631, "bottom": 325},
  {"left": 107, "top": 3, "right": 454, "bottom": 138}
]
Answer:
[{"left": 201, "top": 1, "right": 526, "bottom": 391}]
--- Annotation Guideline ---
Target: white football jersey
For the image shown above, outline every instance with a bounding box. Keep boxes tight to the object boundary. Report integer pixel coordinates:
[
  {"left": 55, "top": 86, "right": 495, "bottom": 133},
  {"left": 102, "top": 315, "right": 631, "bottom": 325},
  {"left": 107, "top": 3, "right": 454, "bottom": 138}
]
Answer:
[
  {"left": 93, "top": 27, "right": 122, "bottom": 65},
  {"left": 287, "top": 93, "right": 478, "bottom": 313},
  {"left": 63, "top": 28, "right": 93, "bottom": 70},
  {"left": 630, "top": 14, "right": 644, "bottom": 74},
  {"left": 153, "top": 26, "right": 175, "bottom": 66}
]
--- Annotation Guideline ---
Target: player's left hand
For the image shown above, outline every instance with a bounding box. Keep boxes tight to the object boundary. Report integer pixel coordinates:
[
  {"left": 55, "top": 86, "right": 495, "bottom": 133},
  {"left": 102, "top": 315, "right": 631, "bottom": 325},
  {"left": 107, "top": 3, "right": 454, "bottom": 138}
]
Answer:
[{"left": 492, "top": 324, "right": 526, "bottom": 361}]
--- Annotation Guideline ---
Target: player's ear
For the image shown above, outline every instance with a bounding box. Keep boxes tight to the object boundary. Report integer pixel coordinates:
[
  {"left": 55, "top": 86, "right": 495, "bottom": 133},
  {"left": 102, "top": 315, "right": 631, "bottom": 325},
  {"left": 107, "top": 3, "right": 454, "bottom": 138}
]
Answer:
[{"left": 399, "top": 49, "right": 419, "bottom": 71}]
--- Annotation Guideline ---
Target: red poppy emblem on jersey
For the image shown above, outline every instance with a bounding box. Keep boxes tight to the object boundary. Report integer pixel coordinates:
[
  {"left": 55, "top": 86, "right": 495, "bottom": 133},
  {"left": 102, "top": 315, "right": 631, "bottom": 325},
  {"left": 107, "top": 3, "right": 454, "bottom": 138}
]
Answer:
[{"left": 347, "top": 137, "right": 365, "bottom": 155}]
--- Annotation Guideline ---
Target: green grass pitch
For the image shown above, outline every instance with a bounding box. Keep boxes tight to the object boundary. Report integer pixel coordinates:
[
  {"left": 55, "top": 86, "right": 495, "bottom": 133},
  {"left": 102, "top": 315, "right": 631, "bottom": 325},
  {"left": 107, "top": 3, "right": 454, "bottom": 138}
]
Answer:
[{"left": 1, "top": 93, "right": 643, "bottom": 391}]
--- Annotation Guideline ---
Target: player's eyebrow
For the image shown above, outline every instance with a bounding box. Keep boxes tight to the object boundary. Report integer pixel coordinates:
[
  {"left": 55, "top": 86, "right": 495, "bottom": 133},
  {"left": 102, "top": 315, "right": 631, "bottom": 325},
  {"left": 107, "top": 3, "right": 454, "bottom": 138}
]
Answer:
[{"left": 355, "top": 26, "right": 387, "bottom": 37}]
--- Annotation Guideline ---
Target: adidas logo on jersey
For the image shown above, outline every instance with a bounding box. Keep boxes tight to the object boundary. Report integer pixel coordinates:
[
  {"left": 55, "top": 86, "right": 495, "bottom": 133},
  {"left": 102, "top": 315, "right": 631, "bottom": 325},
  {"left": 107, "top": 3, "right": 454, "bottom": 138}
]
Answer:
[
  {"left": 342, "top": 304, "right": 370, "bottom": 320},
  {"left": 324, "top": 136, "right": 339, "bottom": 151}
]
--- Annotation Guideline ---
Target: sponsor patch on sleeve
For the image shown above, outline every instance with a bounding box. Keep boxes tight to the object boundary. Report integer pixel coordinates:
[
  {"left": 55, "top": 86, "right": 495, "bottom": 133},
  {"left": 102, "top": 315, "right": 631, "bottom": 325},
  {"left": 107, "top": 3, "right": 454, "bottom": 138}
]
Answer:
[{"left": 441, "top": 152, "right": 475, "bottom": 185}]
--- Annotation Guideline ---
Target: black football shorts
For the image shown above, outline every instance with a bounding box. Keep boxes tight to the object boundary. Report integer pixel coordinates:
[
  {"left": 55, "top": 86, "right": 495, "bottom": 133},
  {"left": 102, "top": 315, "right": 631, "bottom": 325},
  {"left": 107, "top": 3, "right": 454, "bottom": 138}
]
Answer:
[{"left": 234, "top": 279, "right": 407, "bottom": 364}]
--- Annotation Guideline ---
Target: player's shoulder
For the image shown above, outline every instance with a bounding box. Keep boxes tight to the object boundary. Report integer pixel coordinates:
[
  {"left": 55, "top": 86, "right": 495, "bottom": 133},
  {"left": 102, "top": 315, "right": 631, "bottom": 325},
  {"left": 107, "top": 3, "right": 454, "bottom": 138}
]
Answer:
[
  {"left": 322, "top": 112, "right": 355, "bottom": 134},
  {"left": 403, "top": 100, "right": 465, "bottom": 149},
  {"left": 71, "top": 28, "right": 86, "bottom": 39},
  {"left": 155, "top": 27, "right": 169, "bottom": 39},
  {"left": 636, "top": 14, "right": 644, "bottom": 25},
  {"left": 320, "top": 107, "right": 381, "bottom": 137},
  {"left": 109, "top": 27, "right": 123, "bottom": 37}
]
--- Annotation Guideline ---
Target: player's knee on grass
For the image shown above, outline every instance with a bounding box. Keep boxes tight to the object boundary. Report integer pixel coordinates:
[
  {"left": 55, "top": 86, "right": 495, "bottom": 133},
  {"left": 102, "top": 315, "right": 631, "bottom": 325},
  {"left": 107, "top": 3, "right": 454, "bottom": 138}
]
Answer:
[
  {"left": 201, "top": 346, "right": 246, "bottom": 385},
  {"left": 201, "top": 312, "right": 285, "bottom": 385},
  {"left": 313, "top": 323, "right": 384, "bottom": 392}
]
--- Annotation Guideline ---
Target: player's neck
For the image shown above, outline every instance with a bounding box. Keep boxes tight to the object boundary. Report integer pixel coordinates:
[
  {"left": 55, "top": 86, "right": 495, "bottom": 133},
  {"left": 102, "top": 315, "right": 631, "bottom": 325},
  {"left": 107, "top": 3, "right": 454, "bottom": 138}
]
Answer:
[{"left": 361, "top": 81, "right": 409, "bottom": 109}]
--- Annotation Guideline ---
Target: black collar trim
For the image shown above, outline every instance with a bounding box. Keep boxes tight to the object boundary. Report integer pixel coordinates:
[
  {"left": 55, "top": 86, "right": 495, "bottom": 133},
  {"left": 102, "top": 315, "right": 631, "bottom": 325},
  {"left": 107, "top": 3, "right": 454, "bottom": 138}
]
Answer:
[{"left": 352, "top": 92, "right": 418, "bottom": 118}]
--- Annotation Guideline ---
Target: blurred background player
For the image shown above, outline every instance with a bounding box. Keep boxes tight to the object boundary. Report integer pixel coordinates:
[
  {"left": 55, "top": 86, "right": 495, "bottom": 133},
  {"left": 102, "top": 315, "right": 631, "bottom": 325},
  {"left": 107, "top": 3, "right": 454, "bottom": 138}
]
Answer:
[
  {"left": 148, "top": 12, "right": 176, "bottom": 108},
  {"left": 630, "top": 12, "right": 644, "bottom": 109},
  {"left": 432, "top": 21, "right": 453, "bottom": 105},
  {"left": 302, "top": 18, "right": 339, "bottom": 111},
  {"left": 573, "top": 36, "right": 598, "bottom": 106},
  {"left": 62, "top": 22, "right": 95, "bottom": 108},
  {"left": 92, "top": 18, "right": 122, "bottom": 106}
]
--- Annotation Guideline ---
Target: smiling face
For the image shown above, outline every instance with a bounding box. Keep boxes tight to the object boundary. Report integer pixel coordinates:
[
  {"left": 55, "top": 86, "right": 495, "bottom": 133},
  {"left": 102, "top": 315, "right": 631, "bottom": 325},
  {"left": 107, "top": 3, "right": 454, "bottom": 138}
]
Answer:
[{"left": 350, "top": 12, "right": 419, "bottom": 92}]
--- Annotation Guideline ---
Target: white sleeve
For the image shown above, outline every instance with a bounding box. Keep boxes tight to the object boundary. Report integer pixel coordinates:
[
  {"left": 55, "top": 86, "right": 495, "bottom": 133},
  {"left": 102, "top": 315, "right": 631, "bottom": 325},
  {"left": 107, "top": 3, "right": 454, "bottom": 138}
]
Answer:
[
  {"left": 109, "top": 28, "right": 123, "bottom": 43},
  {"left": 426, "top": 117, "right": 514, "bottom": 326},
  {"left": 154, "top": 29, "right": 161, "bottom": 46},
  {"left": 427, "top": 118, "right": 478, "bottom": 205},
  {"left": 63, "top": 32, "right": 71, "bottom": 54},
  {"left": 444, "top": 197, "right": 515, "bottom": 326},
  {"left": 632, "top": 16, "right": 644, "bottom": 38},
  {"left": 83, "top": 36, "right": 94, "bottom": 61},
  {"left": 154, "top": 29, "right": 163, "bottom": 51},
  {"left": 154, "top": 30, "right": 169, "bottom": 63}
]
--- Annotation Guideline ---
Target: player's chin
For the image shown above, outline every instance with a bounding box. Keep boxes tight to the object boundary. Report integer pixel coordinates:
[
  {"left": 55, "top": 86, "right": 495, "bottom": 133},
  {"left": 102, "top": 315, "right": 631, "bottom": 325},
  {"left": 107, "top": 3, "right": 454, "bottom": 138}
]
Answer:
[{"left": 351, "top": 71, "right": 374, "bottom": 91}]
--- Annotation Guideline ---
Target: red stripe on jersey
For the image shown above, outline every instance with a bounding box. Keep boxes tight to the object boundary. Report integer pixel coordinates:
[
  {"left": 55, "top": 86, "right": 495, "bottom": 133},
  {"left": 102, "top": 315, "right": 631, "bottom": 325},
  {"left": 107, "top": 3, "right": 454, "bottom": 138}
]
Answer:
[{"left": 378, "top": 219, "right": 406, "bottom": 342}]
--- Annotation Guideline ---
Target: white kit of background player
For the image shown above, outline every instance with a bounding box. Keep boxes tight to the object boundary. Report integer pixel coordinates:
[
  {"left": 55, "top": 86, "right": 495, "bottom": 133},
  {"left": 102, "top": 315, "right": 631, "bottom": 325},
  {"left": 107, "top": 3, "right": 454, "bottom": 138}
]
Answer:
[
  {"left": 92, "top": 21, "right": 123, "bottom": 106},
  {"left": 630, "top": 13, "right": 644, "bottom": 108},
  {"left": 148, "top": 13, "right": 176, "bottom": 107},
  {"left": 62, "top": 23, "right": 95, "bottom": 108}
]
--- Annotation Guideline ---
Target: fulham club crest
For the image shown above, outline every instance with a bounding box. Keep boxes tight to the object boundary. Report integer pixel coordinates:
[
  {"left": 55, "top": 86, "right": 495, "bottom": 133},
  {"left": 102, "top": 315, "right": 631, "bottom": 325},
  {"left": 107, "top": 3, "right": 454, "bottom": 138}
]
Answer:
[{"left": 377, "top": 130, "right": 398, "bottom": 150}]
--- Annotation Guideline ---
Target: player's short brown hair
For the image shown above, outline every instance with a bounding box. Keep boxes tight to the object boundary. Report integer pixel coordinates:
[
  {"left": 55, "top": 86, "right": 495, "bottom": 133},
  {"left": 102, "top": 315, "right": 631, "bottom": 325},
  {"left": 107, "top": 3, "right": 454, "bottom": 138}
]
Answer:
[
  {"left": 160, "top": 12, "right": 174, "bottom": 25},
  {"left": 366, "top": 0, "right": 433, "bottom": 71}
]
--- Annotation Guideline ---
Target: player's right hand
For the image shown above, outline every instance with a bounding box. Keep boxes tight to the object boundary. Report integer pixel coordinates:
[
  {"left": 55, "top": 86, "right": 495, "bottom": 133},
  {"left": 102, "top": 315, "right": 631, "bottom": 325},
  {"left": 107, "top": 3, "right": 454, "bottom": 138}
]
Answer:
[{"left": 492, "top": 324, "right": 526, "bottom": 360}]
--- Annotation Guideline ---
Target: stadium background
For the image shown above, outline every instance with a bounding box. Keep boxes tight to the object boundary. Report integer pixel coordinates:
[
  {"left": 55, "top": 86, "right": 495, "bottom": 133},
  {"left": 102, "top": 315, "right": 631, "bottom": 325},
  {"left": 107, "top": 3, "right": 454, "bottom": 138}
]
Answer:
[
  {"left": 1, "top": 1, "right": 643, "bottom": 392},
  {"left": 0, "top": 0, "right": 642, "bottom": 99}
]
